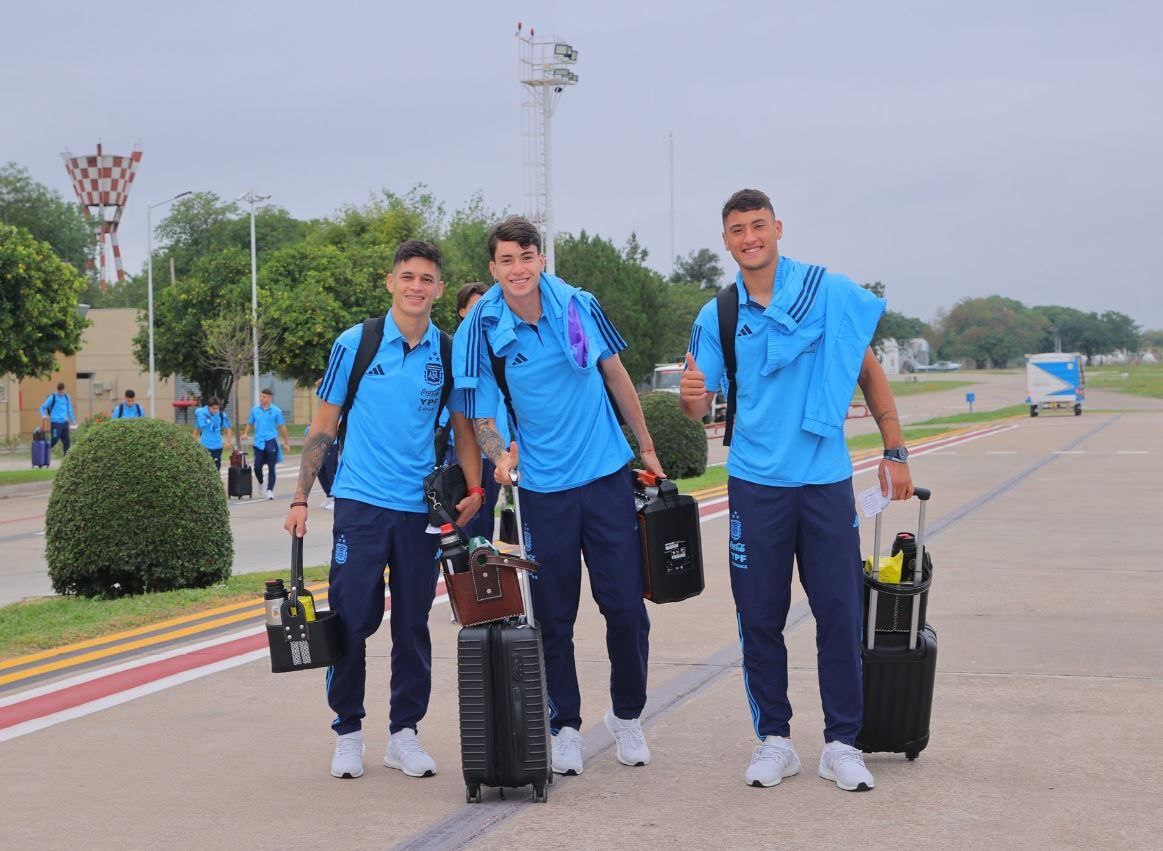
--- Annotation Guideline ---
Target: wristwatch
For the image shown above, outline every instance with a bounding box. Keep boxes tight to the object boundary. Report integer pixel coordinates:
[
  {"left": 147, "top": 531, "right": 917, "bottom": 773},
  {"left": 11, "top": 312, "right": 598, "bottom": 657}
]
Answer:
[{"left": 883, "top": 446, "right": 909, "bottom": 463}]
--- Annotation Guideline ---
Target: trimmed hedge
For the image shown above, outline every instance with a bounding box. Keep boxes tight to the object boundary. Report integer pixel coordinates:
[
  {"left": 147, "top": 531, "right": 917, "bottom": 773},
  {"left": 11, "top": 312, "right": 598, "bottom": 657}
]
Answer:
[
  {"left": 45, "top": 418, "right": 233, "bottom": 597},
  {"left": 622, "top": 391, "right": 707, "bottom": 479}
]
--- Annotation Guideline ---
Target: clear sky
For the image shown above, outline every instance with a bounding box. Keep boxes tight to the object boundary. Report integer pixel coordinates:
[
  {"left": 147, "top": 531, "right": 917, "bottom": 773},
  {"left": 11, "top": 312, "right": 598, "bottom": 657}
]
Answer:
[{"left": 3, "top": 0, "right": 1160, "bottom": 327}]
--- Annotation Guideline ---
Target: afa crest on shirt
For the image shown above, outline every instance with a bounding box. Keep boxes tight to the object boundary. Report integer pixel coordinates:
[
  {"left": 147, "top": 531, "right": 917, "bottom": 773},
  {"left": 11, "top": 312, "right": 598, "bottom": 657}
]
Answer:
[{"left": 424, "top": 360, "right": 443, "bottom": 386}]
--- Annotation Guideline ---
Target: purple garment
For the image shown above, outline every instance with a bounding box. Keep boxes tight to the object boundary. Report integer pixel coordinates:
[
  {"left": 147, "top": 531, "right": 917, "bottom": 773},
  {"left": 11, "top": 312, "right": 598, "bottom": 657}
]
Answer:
[{"left": 567, "top": 300, "right": 589, "bottom": 368}]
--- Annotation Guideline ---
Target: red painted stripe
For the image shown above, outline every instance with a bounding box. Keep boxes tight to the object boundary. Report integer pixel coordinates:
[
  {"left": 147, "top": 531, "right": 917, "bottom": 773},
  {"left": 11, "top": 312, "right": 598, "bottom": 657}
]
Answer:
[{"left": 0, "top": 580, "right": 442, "bottom": 731}]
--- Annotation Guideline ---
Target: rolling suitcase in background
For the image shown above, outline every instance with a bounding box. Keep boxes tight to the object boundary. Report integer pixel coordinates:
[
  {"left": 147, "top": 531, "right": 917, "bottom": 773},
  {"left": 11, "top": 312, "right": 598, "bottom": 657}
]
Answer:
[
  {"left": 31, "top": 428, "right": 50, "bottom": 468},
  {"left": 857, "top": 486, "right": 937, "bottom": 761},
  {"left": 633, "top": 470, "right": 704, "bottom": 604},
  {"left": 457, "top": 470, "right": 552, "bottom": 804},
  {"left": 228, "top": 451, "right": 253, "bottom": 499}
]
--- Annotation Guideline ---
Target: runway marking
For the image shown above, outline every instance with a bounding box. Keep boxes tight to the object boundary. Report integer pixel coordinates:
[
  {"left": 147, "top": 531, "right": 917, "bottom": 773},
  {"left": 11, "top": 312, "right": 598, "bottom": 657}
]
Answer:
[
  {"left": 1053, "top": 450, "right": 1085, "bottom": 455},
  {"left": 1117, "top": 451, "right": 1150, "bottom": 455}
]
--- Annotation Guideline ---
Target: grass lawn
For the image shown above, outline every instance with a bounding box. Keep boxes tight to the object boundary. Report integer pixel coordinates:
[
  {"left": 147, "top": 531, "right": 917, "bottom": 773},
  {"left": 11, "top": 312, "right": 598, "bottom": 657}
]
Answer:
[
  {"left": 1085, "top": 364, "right": 1163, "bottom": 399},
  {"left": 0, "top": 566, "right": 331, "bottom": 660},
  {"left": 0, "top": 468, "right": 56, "bottom": 486},
  {"left": 856, "top": 379, "right": 975, "bottom": 400}
]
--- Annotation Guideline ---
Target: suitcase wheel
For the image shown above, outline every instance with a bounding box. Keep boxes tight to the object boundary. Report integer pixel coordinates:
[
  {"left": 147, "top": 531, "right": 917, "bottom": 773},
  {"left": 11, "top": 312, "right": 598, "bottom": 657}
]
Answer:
[
  {"left": 906, "top": 751, "right": 919, "bottom": 761},
  {"left": 466, "top": 785, "right": 481, "bottom": 804},
  {"left": 532, "top": 784, "right": 548, "bottom": 804}
]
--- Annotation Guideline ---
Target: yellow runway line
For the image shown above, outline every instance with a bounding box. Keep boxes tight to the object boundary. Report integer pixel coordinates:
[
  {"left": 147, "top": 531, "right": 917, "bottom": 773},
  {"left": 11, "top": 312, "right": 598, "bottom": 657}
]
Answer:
[{"left": 0, "top": 581, "right": 329, "bottom": 680}]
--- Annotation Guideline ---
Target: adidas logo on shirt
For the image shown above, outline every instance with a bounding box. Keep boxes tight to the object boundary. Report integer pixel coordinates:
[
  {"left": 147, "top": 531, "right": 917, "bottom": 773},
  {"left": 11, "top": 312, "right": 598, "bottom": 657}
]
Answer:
[
  {"left": 737, "top": 324, "right": 754, "bottom": 337},
  {"left": 512, "top": 353, "right": 529, "bottom": 366},
  {"left": 365, "top": 363, "right": 386, "bottom": 376}
]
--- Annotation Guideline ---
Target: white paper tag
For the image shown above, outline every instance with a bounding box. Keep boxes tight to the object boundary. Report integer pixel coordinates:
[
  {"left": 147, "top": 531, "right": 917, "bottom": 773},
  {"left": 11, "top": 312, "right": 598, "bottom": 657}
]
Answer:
[{"left": 858, "top": 466, "right": 892, "bottom": 518}]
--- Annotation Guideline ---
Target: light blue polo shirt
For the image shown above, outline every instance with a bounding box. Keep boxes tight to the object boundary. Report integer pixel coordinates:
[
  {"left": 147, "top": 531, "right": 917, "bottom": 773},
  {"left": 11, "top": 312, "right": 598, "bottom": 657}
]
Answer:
[
  {"left": 318, "top": 313, "right": 464, "bottom": 512},
  {"left": 248, "top": 403, "right": 285, "bottom": 444},
  {"left": 456, "top": 292, "right": 632, "bottom": 493},
  {"left": 40, "top": 393, "right": 75, "bottom": 423},
  {"left": 112, "top": 401, "right": 145, "bottom": 419},
  {"left": 195, "top": 407, "right": 232, "bottom": 450},
  {"left": 688, "top": 258, "right": 855, "bottom": 487}
]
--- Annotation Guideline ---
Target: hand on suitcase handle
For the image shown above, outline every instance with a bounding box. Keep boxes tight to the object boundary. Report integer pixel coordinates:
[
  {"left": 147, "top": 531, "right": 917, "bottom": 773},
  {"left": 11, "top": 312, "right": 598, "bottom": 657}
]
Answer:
[{"left": 913, "top": 487, "right": 930, "bottom": 501}]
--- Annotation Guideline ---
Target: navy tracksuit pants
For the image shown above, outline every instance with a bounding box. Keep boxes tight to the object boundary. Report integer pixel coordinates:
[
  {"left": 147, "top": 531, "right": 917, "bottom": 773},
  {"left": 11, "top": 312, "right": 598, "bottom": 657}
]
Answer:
[
  {"left": 325, "top": 500, "right": 440, "bottom": 736},
  {"left": 519, "top": 467, "right": 649, "bottom": 732},
  {"left": 253, "top": 439, "right": 278, "bottom": 490},
  {"left": 728, "top": 477, "right": 864, "bottom": 745},
  {"left": 463, "top": 457, "right": 500, "bottom": 541}
]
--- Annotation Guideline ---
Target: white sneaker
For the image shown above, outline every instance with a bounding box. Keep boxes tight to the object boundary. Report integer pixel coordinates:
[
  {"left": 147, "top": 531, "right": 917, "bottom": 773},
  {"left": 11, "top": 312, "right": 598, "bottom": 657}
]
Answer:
[
  {"left": 745, "top": 736, "right": 801, "bottom": 788},
  {"left": 321, "top": 498, "right": 334, "bottom": 510},
  {"left": 551, "top": 727, "right": 584, "bottom": 776},
  {"left": 384, "top": 728, "right": 437, "bottom": 778},
  {"left": 331, "top": 731, "right": 365, "bottom": 779},
  {"left": 604, "top": 710, "right": 651, "bottom": 767},
  {"left": 818, "top": 741, "right": 874, "bottom": 791},
  {"left": 266, "top": 488, "right": 275, "bottom": 500}
]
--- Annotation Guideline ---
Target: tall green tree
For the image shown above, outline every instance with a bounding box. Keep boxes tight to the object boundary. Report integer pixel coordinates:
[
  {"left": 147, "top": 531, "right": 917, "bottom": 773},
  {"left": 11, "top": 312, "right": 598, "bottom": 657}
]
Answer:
[
  {"left": 938, "top": 295, "right": 1047, "bottom": 368},
  {"left": 0, "top": 163, "right": 92, "bottom": 273},
  {"left": 670, "top": 248, "right": 726, "bottom": 290},
  {"left": 0, "top": 224, "right": 89, "bottom": 378},
  {"left": 862, "top": 282, "right": 929, "bottom": 351}
]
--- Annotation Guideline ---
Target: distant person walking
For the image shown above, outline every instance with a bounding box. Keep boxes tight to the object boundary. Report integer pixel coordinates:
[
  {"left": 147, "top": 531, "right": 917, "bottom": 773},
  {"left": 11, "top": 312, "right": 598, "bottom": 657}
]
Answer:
[
  {"left": 112, "top": 389, "right": 145, "bottom": 419},
  {"left": 40, "top": 382, "right": 78, "bottom": 455},
  {"left": 245, "top": 388, "right": 290, "bottom": 500},
  {"left": 194, "top": 397, "right": 233, "bottom": 470}
]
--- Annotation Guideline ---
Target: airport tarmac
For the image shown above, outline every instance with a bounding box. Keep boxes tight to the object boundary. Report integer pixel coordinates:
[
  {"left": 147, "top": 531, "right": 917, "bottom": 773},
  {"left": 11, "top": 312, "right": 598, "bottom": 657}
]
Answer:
[{"left": 2, "top": 398, "right": 1160, "bottom": 849}]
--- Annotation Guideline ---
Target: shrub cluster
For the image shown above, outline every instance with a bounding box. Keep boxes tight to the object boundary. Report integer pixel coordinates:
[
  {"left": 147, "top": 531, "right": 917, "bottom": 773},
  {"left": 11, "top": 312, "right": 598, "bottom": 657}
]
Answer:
[
  {"left": 45, "top": 418, "right": 233, "bottom": 597},
  {"left": 622, "top": 391, "right": 707, "bottom": 480}
]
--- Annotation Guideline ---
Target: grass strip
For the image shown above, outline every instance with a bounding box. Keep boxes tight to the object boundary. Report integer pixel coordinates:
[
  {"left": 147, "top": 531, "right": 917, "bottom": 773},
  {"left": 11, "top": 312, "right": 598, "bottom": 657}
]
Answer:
[
  {"left": 855, "top": 379, "right": 975, "bottom": 400},
  {"left": 1085, "top": 364, "right": 1163, "bottom": 399},
  {"left": 0, "top": 566, "right": 330, "bottom": 660},
  {"left": 0, "top": 468, "right": 57, "bottom": 486}
]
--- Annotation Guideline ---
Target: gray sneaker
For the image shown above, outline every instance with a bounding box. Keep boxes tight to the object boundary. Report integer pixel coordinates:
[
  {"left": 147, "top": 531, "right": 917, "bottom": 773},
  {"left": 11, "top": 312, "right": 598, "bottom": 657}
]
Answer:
[
  {"left": 384, "top": 728, "right": 437, "bottom": 778},
  {"left": 745, "top": 736, "right": 801, "bottom": 787},
  {"left": 551, "top": 727, "right": 584, "bottom": 775},
  {"left": 331, "top": 731, "right": 365, "bottom": 779},
  {"left": 818, "top": 742, "right": 874, "bottom": 791}
]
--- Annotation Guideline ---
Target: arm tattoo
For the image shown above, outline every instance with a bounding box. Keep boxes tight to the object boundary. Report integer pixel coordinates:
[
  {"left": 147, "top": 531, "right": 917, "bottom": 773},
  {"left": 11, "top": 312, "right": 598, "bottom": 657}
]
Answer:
[
  {"left": 295, "top": 430, "right": 335, "bottom": 499},
  {"left": 875, "top": 412, "right": 899, "bottom": 424},
  {"left": 473, "top": 419, "right": 505, "bottom": 465}
]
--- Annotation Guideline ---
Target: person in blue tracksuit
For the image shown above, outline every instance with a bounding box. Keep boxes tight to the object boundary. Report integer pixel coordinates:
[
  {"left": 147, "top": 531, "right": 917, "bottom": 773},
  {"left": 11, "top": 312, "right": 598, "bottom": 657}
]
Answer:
[
  {"left": 244, "top": 389, "right": 290, "bottom": 500},
  {"left": 193, "top": 397, "right": 233, "bottom": 470},
  {"left": 680, "top": 188, "right": 914, "bottom": 792},
  {"left": 39, "top": 382, "right": 78, "bottom": 455},
  {"left": 453, "top": 216, "right": 665, "bottom": 776},
  {"left": 111, "top": 389, "right": 145, "bottom": 419},
  {"left": 284, "top": 240, "right": 484, "bottom": 782}
]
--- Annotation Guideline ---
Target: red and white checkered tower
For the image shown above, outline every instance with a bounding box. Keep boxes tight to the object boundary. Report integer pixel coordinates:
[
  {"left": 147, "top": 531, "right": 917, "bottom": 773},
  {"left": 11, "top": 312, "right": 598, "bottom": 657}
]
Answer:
[{"left": 61, "top": 143, "right": 143, "bottom": 289}]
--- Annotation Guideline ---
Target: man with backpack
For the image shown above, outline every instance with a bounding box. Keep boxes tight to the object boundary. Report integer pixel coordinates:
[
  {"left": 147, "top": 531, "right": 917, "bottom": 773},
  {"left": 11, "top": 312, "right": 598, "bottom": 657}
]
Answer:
[
  {"left": 453, "top": 216, "right": 664, "bottom": 777},
  {"left": 39, "top": 382, "right": 78, "bottom": 455},
  {"left": 283, "top": 239, "right": 484, "bottom": 782},
  {"left": 193, "top": 397, "right": 233, "bottom": 470},
  {"left": 680, "top": 188, "right": 913, "bottom": 792},
  {"left": 244, "top": 388, "right": 291, "bottom": 500},
  {"left": 112, "top": 389, "right": 145, "bottom": 419}
]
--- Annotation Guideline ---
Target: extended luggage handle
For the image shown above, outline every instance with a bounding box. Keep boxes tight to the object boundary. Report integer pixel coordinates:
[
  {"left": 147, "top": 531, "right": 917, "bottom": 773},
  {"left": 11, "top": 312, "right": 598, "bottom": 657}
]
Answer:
[
  {"left": 508, "top": 469, "right": 535, "bottom": 626},
  {"left": 866, "top": 486, "right": 931, "bottom": 652}
]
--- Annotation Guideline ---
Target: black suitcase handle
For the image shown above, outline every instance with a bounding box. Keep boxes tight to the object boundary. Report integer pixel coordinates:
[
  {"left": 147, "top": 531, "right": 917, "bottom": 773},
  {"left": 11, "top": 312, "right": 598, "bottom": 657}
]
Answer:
[{"left": 867, "top": 486, "right": 930, "bottom": 652}]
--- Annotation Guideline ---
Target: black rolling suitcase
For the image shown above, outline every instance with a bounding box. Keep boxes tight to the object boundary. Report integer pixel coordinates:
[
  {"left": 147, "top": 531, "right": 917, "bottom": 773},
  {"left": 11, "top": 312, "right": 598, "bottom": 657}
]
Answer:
[
  {"left": 857, "top": 486, "right": 937, "bottom": 761},
  {"left": 457, "top": 471, "right": 552, "bottom": 804},
  {"left": 633, "top": 470, "right": 704, "bottom": 604},
  {"left": 228, "top": 452, "right": 253, "bottom": 499}
]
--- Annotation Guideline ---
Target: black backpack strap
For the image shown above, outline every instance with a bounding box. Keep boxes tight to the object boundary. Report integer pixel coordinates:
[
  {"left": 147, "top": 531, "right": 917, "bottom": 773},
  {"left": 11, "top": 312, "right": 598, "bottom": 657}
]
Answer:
[
  {"left": 337, "top": 315, "right": 386, "bottom": 452},
  {"left": 486, "top": 338, "right": 518, "bottom": 432},
  {"left": 116, "top": 403, "right": 124, "bottom": 417},
  {"left": 717, "top": 284, "right": 739, "bottom": 446},
  {"left": 433, "top": 331, "right": 455, "bottom": 462}
]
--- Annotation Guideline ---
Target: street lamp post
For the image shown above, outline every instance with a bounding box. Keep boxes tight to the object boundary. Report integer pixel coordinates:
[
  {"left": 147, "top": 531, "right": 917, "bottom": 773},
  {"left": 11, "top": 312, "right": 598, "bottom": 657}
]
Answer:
[
  {"left": 146, "top": 191, "right": 192, "bottom": 418},
  {"left": 239, "top": 190, "right": 270, "bottom": 409}
]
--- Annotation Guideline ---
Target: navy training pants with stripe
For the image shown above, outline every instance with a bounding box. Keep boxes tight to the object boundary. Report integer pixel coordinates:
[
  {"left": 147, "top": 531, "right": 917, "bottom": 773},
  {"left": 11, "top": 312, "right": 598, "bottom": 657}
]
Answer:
[
  {"left": 518, "top": 467, "right": 650, "bottom": 732},
  {"left": 728, "top": 477, "right": 864, "bottom": 745},
  {"left": 325, "top": 500, "right": 439, "bottom": 736}
]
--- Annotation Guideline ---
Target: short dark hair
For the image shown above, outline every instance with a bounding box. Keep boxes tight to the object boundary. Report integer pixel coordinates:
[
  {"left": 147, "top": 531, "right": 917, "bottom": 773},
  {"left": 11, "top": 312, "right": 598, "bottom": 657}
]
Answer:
[
  {"left": 208, "top": 396, "right": 222, "bottom": 407},
  {"left": 488, "top": 216, "right": 541, "bottom": 260},
  {"left": 56, "top": 382, "right": 65, "bottom": 391},
  {"left": 260, "top": 388, "right": 273, "bottom": 397},
  {"left": 124, "top": 389, "right": 135, "bottom": 398},
  {"left": 722, "top": 188, "right": 775, "bottom": 223},
  {"left": 456, "top": 281, "right": 489, "bottom": 314},
  {"left": 393, "top": 239, "right": 442, "bottom": 274}
]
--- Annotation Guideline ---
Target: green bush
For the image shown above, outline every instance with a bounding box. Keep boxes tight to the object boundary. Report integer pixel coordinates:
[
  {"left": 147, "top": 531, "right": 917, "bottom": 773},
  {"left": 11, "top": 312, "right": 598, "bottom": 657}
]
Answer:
[
  {"left": 622, "top": 391, "right": 707, "bottom": 479},
  {"left": 45, "top": 418, "right": 233, "bottom": 597}
]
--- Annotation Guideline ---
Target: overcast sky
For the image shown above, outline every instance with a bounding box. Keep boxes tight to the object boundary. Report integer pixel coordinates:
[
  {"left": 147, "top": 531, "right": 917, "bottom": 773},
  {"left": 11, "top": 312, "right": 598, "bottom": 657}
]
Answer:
[{"left": 3, "top": 1, "right": 1160, "bottom": 327}]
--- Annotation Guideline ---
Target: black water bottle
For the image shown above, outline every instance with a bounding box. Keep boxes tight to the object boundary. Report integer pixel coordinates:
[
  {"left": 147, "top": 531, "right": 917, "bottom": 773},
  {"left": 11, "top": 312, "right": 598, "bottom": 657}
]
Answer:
[
  {"left": 892, "top": 532, "right": 918, "bottom": 582},
  {"left": 264, "top": 578, "right": 288, "bottom": 626},
  {"left": 439, "top": 523, "right": 470, "bottom": 574}
]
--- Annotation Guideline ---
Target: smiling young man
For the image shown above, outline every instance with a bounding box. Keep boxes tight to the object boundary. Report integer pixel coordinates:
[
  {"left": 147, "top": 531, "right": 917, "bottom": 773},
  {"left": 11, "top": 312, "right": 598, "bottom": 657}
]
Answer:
[
  {"left": 284, "top": 239, "right": 484, "bottom": 782},
  {"left": 680, "top": 189, "right": 913, "bottom": 792},
  {"left": 452, "top": 216, "right": 664, "bottom": 777}
]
